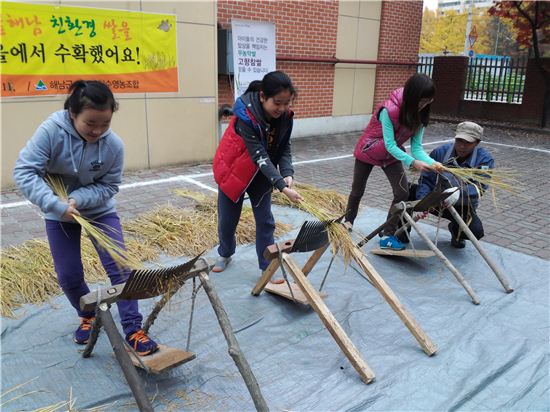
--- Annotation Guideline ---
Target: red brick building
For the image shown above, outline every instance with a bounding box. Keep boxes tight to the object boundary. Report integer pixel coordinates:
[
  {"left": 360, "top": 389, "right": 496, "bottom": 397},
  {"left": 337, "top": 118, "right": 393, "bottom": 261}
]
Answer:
[{"left": 217, "top": 0, "right": 423, "bottom": 133}]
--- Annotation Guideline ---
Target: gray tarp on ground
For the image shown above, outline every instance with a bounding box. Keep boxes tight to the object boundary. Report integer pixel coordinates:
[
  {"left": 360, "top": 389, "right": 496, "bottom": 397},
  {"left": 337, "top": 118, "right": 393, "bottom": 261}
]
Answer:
[{"left": 1, "top": 206, "right": 549, "bottom": 411}]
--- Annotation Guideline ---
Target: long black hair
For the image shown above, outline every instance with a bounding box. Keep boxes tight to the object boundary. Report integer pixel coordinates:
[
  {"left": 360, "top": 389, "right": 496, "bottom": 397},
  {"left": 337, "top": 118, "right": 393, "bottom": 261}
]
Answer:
[
  {"left": 244, "top": 71, "right": 297, "bottom": 99},
  {"left": 398, "top": 73, "right": 435, "bottom": 133},
  {"left": 64, "top": 80, "right": 118, "bottom": 115}
]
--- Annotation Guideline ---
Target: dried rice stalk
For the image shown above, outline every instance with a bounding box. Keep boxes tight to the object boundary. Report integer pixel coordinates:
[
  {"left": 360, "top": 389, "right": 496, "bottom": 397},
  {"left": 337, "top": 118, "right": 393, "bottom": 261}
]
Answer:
[
  {"left": 438, "top": 166, "right": 520, "bottom": 194},
  {"left": 0, "top": 239, "right": 112, "bottom": 317},
  {"left": 173, "top": 189, "right": 292, "bottom": 250},
  {"left": 296, "top": 198, "right": 355, "bottom": 265},
  {"left": 1, "top": 188, "right": 292, "bottom": 317},
  {"left": 272, "top": 182, "right": 347, "bottom": 215},
  {"left": 273, "top": 182, "right": 354, "bottom": 264},
  {"left": 124, "top": 206, "right": 206, "bottom": 257},
  {"left": 45, "top": 175, "right": 142, "bottom": 270}
]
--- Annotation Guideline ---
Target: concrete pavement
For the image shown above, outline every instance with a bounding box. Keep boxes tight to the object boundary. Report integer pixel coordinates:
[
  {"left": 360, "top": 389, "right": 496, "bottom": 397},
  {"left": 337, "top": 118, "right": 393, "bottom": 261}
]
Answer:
[{"left": 2, "top": 120, "right": 549, "bottom": 260}]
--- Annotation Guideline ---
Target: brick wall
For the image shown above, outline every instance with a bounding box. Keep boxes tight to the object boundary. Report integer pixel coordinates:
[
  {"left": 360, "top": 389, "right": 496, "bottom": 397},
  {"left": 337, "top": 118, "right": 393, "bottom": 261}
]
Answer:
[
  {"left": 432, "top": 57, "right": 548, "bottom": 127},
  {"left": 431, "top": 56, "right": 469, "bottom": 115},
  {"left": 373, "top": 1, "right": 423, "bottom": 110},
  {"left": 520, "top": 58, "right": 549, "bottom": 126},
  {"left": 217, "top": 0, "right": 338, "bottom": 118}
]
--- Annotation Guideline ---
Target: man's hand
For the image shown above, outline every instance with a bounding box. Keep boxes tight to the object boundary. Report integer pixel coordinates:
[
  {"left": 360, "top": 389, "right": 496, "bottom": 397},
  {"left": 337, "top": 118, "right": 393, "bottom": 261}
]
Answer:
[
  {"left": 442, "top": 187, "right": 460, "bottom": 208},
  {"left": 432, "top": 162, "right": 444, "bottom": 172},
  {"left": 62, "top": 198, "right": 80, "bottom": 220},
  {"left": 412, "top": 211, "right": 429, "bottom": 220},
  {"left": 282, "top": 187, "right": 303, "bottom": 203},
  {"left": 283, "top": 176, "right": 293, "bottom": 188}
]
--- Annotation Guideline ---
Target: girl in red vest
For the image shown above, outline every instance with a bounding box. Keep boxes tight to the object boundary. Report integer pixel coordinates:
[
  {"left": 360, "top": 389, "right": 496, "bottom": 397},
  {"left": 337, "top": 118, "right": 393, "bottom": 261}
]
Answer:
[
  {"left": 212, "top": 71, "right": 302, "bottom": 273},
  {"left": 345, "top": 73, "right": 442, "bottom": 251}
]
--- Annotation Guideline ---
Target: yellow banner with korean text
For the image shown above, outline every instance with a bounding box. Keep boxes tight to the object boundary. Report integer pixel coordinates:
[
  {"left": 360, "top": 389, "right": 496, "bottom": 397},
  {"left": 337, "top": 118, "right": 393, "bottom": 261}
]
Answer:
[{"left": 0, "top": 2, "right": 178, "bottom": 96}]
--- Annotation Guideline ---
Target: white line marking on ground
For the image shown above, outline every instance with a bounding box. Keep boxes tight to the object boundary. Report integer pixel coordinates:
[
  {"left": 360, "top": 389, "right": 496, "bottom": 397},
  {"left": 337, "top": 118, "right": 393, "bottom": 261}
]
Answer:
[
  {"left": 183, "top": 177, "right": 218, "bottom": 193},
  {"left": 292, "top": 139, "right": 454, "bottom": 165},
  {"left": 2, "top": 138, "right": 547, "bottom": 210},
  {"left": 482, "top": 141, "right": 550, "bottom": 154},
  {"left": 1, "top": 200, "right": 31, "bottom": 209}
]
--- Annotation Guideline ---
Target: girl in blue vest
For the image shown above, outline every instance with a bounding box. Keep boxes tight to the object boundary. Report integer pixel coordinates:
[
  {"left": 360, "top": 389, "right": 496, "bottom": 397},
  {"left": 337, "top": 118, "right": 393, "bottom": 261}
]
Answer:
[
  {"left": 212, "top": 71, "right": 303, "bottom": 273},
  {"left": 13, "top": 80, "right": 158, "bottom": 356},
  {"left": 345, "top": 73, "right": 443, "bottom": 250}
]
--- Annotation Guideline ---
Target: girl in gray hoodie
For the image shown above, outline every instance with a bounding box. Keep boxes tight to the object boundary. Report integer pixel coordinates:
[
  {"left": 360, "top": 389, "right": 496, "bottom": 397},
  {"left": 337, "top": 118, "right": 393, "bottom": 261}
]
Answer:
[{"left": 13, "top": 80, "right": 158, "bottom": 356}]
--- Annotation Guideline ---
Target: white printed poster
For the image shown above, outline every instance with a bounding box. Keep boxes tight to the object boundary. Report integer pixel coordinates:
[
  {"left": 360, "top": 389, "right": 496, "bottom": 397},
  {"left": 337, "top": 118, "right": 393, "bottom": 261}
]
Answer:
[{"left": 231, "top": 19, "right": 276, "bottom": 100}]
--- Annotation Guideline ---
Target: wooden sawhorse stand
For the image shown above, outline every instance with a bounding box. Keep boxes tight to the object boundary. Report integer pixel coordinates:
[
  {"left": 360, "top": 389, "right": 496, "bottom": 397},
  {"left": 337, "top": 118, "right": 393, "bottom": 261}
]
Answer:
[
  {"left": 357, "top": 191, "right": 513, "bottom": 305},
  {"left": 80, "top": 255, "right": 268, "bottom": 412},
  {"left": 251, "top": 220, "right": 438, "bottom": 384}
]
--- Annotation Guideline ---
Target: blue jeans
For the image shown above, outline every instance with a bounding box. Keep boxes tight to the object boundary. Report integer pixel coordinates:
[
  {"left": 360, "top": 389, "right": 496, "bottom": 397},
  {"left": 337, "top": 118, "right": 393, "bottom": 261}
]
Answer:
[
  {"left": 217, "top": 175, "right": 275, "bottom": 270},
  {"left": 45, "top": 213, "right": 142, "bottom": 335}
]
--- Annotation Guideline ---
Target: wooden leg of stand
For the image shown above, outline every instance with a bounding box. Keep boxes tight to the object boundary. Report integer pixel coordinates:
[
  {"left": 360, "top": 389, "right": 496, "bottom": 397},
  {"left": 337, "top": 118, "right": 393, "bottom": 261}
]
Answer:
[
  {"left": 98, "top": 304, "right": 154, "bottom": 412},
  {"left": 350, "top": 247, "right": 438, "bottom": 356},
  {"left": 447, "top": 206, "right": 513, "bottom": 293},
  {"left": 282, "top": 255, "right": 376, "bottom": 384},
  {"left": 302, "top": 243, "right": 330, "bottom": 276},
  {"left": 199, "top": 272, "right": 269, "bottom": 412},
  {"left": 251, "top": 258, "right": 280, "bottom": 296},
  {"left": 403, "top": 212, "right": 480, "bottom": 305}
]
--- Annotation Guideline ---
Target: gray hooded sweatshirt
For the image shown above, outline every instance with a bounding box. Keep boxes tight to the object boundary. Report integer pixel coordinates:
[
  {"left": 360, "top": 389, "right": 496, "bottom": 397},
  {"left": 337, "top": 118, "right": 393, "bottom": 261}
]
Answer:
[{"left": 13, "top": 110, "right": 124, "bottom": 221}]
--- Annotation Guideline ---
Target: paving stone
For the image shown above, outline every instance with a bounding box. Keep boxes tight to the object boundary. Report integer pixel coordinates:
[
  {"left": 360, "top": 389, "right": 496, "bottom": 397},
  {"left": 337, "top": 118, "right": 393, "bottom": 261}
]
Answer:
[{"left": 1, "top": 121, "right": 549, "bottom": 260}]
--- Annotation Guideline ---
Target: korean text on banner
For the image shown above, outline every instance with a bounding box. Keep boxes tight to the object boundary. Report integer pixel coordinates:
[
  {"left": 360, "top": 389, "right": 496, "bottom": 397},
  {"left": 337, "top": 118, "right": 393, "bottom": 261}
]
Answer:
[
  {"left": 0, "top": 2, "right": 178, "bottom": 96},
  {"left": 231, "top": 19, "right": 276, "bottom": 100}
]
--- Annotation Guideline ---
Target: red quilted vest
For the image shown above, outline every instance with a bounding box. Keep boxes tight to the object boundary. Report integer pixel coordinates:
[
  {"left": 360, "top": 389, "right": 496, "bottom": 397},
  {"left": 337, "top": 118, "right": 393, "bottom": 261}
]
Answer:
[
  {"left": 213, "top": 116, "right": 258, "bottom": 202},
  {"left": 353, "top": 88, "right": 415, "bottom": 167}
]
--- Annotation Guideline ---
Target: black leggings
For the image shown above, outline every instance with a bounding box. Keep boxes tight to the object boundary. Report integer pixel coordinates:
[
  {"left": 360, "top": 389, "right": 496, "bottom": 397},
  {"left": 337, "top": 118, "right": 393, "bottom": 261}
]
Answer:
[{"left": 345, "top": 159, "right": 409, "bottom": 236}]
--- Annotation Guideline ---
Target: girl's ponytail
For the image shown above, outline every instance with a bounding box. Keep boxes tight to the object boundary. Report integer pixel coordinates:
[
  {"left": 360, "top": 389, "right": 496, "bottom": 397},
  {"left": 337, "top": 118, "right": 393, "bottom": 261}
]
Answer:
[{"left": 64, "top": 80, "right": 118, "bottom": 115}]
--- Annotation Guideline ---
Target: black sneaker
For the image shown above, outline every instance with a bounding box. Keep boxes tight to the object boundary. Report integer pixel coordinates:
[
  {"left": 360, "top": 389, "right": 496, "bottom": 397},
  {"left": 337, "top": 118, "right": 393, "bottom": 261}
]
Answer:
[{"left": 451, "top": 237, "right": 466, "bottom": 248}]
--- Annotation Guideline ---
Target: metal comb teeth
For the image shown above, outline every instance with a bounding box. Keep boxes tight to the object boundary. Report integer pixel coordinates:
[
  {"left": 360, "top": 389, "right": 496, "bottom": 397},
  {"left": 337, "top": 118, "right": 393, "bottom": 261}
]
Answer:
[
  {"left": 119, "top": 254, "right": 202, "bottom": 300},
  {"left": 290, "top": 216, "right": 342, "bottom": 253}
]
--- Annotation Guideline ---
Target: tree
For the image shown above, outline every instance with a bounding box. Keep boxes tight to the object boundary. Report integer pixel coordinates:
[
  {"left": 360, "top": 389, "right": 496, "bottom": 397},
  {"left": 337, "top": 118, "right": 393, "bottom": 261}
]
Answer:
[
  {"left": 484, "top": 15, "right": 522, "bottom": 56},
  {"left": 420, "top": 9, "right": 495, "bottom": 55},
  {"left": 489, "top": 1, "right": 550, "bottom": 127}
]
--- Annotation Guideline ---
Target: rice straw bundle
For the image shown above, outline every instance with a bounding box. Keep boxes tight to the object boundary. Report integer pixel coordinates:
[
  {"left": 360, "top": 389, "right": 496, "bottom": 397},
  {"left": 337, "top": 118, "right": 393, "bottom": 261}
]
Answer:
[
  {"left": 295, "top": 198, "right": 356, "bottom": 265},
  {"left": 438, "top": 166, "right": 521, "bottom": 195},
  {"left": 273, "top": 183, "right": 354, "bottom": 264},
  {"left": 45, "top": 175, "right": 141, "bottom": 270},
  {"left": 272, "top": 182, "right": 347, "bottom": 215}
]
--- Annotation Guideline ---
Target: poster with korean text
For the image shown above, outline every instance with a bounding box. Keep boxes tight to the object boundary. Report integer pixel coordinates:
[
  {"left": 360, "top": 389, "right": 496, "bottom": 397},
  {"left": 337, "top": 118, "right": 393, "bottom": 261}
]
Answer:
[
  {"left": 0, "top": 2, "right": 178, "bottom": 96},
  {"left": 231, "top": 19, "right": 275, "bottom": 100}
]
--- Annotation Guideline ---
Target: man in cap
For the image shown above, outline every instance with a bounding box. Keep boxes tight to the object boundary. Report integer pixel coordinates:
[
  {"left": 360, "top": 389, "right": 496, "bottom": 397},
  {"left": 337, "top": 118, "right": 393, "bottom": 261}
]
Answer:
[{"left": 413, "top": 121, "right": 494, "bottom": 248}]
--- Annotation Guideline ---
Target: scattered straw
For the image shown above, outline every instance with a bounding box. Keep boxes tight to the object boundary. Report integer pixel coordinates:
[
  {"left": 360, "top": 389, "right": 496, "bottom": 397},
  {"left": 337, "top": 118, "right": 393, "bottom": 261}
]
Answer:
[
  {"left": 1, "top": 188, "right": 293, "bottom": 318},
  {"left": 0, "top": 238, "right": 115, "bottom": 317},
  {"left": 164, "top": 188, "right": 293, "bottom": 253}
]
